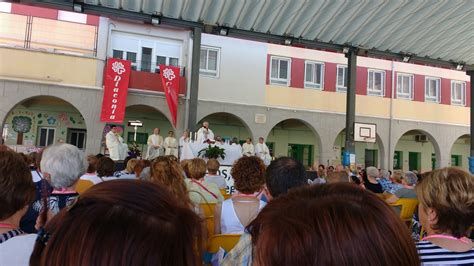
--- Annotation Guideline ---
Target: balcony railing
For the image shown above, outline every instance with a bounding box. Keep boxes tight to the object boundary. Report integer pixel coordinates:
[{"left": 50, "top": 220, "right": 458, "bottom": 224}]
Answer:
[
  {"left": 106, "top": 59, "right": 187, "bottom": 95},
  {"left": 114, "top": 59, "right": 186, "bottom": 77},
  {"left": 0, "top": 12, "right": 98, "bottom": 57}
]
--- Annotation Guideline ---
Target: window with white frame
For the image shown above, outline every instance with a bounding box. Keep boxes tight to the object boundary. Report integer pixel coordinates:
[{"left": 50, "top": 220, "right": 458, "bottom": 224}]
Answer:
[
  {"left": 155, "top": 55, "right": 180, "bottom": 72},
  {"left": 451, "top": 80, "right": 466, "bottom": 106},
  {"left": 367, "top": 70, "right": 385, "bottom": 96},
  {"left": 396, "top": 73, "right": 414, "bottom": 100},
  {"left": 270, "top": 56, "right": 291, "bottom": 86},
  {"left": 112, "top": 49, "right": 137, "bottom": 70},
  {"left": 37, "top": 127, "right": 55, "bottom": 147},
  {"left": 200, "top": 46, "right": 220, "bottom": 77},
  {"left": 336, "top": 65, "right": 347, "bottom": 92},
  {"left": 304, "top": 61, "right": 324, "bottom": 89},
  {"left": 425, "top": 77, "right": 441, "bottom": 103}
]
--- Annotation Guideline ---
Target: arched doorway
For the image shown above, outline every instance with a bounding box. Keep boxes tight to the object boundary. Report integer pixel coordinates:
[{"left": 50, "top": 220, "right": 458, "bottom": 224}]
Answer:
[
  {"left": 393, "top": 130, "right": 440, "bottom": 172},
  {"left": 450, "top": 134, "right": 470, "bottom": 170},
  {"left": 266, "top": 119, "right": 321, "bottom": 168},
  {"left": 197, "top": 112, "right": 252, "bottom": 143},
  {"left": 2, "top": 96, "right": 88, "bottom": 151},
  {"left": 108, "top": 104, "right": 173, "bottom": 154},
  {"left": 332, "top": 129, "right": 384, "bottom": 168}
]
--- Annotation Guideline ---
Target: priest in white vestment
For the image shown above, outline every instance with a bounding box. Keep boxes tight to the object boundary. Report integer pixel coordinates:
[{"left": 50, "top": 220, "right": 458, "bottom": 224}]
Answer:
[
  {"left": 146, "top": 128, "right": 164, "bottom": 160},
  {"left": 242, "top": 138, "right": 255, "bottom": 157},
  {"left": 105, "top": 126, "right": 128, "bottom": 161},
  {"left": 179, "top": 129, "right": 190, "bottom": 158},
  {"left": 196, "top": 121, "right": 214, "bottom": 143},
  {"left": 164, "top": 131, "right": 179, "bottom": 158},
  {"left": 255, "top": 137, "right": 272, "bottom": 165}
]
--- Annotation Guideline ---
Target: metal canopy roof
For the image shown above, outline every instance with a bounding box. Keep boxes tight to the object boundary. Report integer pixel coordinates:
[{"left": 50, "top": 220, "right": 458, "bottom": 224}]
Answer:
[{"left": 23, "top": 0, "right": 474, "bottom": 68}]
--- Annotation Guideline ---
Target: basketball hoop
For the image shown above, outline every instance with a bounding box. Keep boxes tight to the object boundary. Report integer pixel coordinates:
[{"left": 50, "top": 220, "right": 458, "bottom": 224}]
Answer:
[{"left": 354, "top": 122, "right": 377, "bottom": 143}]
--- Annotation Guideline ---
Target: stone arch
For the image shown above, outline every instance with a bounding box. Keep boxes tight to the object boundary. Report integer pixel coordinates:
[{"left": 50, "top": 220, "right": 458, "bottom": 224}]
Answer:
[
  {"left": 197, "top": 111, "right": 254, "bottom": 141},
  {"left": 449, "top": 134, "right": 470, "bottom": 170},
  {"left": 125, "top": 95, "right": 173, "bottom": 127},
  {"left": 264, "top": 118, "right": 323, "bottom": 167},
  {"left": 1, "top": 95, "right": 90, "bottom": 132},
  {"left": 0, "top": 82, "right": 105, "bottom": 154},
  {"left": 1, "top": 95, "right": 90, "bottom": 150},
  {"left": 331, "top": 128, "right": 386, "bottom": 168},
  {"left": 393, "top": 129, "right": 442, "bottom": 171}
]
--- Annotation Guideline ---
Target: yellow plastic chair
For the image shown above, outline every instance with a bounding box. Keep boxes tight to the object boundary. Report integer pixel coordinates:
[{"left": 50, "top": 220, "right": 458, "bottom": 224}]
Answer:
[
  {"left": 75, "top": 179, "right": 94, "bottom": 194},
  {"left": 204, "top": 216, "right": 215, "bottom": 238},
  {"left": 200, "top": 203, "right": 217, "bottom": 237},
  {"left": 220, "top": 188, "right": 231, "bottom": 200},
  {"left": 207, "top": 234, "right": 242, "bottom": 254},
  {"left": 200, "top": 203, "right": 216, "bottom": 217},
  {"left": 390, "top": 198, "right": 419, "bottom": 222}
]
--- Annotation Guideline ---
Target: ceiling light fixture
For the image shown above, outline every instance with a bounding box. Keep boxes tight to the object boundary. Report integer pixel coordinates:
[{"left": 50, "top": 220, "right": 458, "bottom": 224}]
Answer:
[{"left": 151, "top": 15, "right": 161, "bottom": 26}]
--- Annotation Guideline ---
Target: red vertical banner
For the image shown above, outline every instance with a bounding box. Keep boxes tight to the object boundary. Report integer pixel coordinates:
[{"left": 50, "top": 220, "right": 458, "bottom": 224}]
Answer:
[
  {"left": 100, "top": 58, "right": 131, "bottom": 123},
  {"left": 159, "top": 65, "right": 180, "bottom": 128}
]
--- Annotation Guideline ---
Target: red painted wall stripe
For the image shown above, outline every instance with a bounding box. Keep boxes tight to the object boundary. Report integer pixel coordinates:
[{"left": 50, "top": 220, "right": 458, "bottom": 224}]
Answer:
[
  {"left": 290, "top": 58, "right": 305, "bottom": 88},
  {"left": 325, "top": 62, "right": 336, "bottom": 92},
  {"left": 11, "top": 3, "right": 58, "bottom": 20},
  {"left": 86, "top": 15, "right": 100, "bottom": 26},
  {"left": 385, "top": 70, "right": 392, "bottom": 98},
  {"left": 440, "top": 78, "right": 451, "bottom": 105},
  {"left": 356, "top": 67, "right": 367, "bottom": 95},
  {"left": 413, "top": 74, "right": 425, "bottom": 102}
]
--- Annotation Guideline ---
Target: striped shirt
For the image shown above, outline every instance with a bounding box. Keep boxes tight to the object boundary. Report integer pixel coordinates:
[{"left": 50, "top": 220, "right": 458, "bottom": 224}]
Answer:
[
  {"left": 0, "top": 229, "right": 25, "bottom": 244},
  {"left": 417, "top": 240, "right": 474, "bottom": 265}
]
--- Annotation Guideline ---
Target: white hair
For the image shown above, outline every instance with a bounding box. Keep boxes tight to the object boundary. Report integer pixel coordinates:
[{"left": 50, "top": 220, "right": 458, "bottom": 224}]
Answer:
[{"left": 40, "top": 143, "right": 86, "bottom": 189}]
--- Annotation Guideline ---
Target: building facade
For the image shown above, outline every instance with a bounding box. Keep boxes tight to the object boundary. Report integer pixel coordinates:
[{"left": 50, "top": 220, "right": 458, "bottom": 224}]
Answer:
[{"left": 0, "top": 3, "right": 470, "bottom": 172}]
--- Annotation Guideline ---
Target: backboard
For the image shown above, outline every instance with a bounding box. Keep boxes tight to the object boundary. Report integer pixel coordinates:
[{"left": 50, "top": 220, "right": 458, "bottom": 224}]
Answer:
[{"left": 354, "top": 123, "right": 376, "bottom": 143}]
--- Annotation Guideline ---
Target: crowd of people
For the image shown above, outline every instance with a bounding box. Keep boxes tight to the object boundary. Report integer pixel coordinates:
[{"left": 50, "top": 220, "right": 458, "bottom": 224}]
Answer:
[{"left": 0, "top": 142, "right": 473, "bottom": 265}]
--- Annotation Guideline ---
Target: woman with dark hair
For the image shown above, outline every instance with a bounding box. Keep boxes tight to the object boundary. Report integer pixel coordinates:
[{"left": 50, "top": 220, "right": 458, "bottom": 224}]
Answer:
[
  {"left": 248, "top": 183, "right": 420, "bottom": 266},
  {"left": 29, "top": 180, "right": 203, "bottom": 266},
  {"left": 415, "top": 167, "right": 474, "bottom": 265},
  {"left": 214, "top": 156, "right": 266, "bottom": 234},
  {"left": 95, "top": 157, "right": 117, "bottom": 182},
  {"left": 0, "top": 150, "right": 36, "bottom": 244},
  {"left": 79, "top": 154, "right": 101, "bottom": 184}
]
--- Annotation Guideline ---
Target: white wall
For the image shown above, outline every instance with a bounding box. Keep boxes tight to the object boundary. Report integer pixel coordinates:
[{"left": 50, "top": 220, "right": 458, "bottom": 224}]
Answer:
[{"left": 199, "top": 34, "right": 267, "bottom": 105}]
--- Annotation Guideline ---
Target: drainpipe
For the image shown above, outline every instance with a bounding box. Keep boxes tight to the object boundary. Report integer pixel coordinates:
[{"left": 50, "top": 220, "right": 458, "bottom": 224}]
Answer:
[{"left": 388, "top": 61, "right": 395, "bottom": 170}]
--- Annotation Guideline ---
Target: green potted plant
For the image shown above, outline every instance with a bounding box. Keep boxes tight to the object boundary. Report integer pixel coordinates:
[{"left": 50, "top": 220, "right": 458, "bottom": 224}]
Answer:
[{"left": 198, "top": 144, "right": 226, "bottom": 160}]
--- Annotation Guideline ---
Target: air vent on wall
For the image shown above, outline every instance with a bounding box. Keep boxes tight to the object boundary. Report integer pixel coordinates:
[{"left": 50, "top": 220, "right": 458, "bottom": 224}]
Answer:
[{"left": 415, "top": 134, "right": 428, "bottom": 143}]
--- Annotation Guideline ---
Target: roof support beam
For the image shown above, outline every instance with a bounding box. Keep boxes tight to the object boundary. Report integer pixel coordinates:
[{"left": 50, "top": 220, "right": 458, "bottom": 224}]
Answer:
[
  {"left": 187, "top": 27, "right": 201, "bottom": 132},
  {"left": 468, "top": 70, "right": 474, "bottom": 174},
  {"left": 343, "top": 47, "right": 357, "bottom": 166}
]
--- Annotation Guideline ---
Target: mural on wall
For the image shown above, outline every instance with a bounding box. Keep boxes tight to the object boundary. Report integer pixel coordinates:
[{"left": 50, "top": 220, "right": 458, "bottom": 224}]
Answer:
[
  {"left": 5, "top": 108, "right": 86, "bottom": 147},
  {"left": 12, "top": 116, "right": 32, "bottom": 145}
]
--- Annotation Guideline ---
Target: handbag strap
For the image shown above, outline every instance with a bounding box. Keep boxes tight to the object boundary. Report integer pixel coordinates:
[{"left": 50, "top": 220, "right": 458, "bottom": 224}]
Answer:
[{"left": 191, "top": 180, "right": 218, "bottom": 199}]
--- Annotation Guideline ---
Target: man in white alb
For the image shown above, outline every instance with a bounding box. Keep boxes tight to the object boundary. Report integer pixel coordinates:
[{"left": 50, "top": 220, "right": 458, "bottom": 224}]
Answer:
[
  {"left": 255, "top": 137, "right": 271, "bottom": 165},
  {"left": 146, "top": 128, "right": 164, "bottom": 160},
  {"left": 164, "top": 130, "right": 178, "bottom": 158},
  {"left": 196, "top": 121, "right": 214, "bottom": 143},
  {"left": 105, "top": 126, "right": 129, "bottom": 161},
  {"left": 242, "top": 138, "right": 255, "bottom": 157}
]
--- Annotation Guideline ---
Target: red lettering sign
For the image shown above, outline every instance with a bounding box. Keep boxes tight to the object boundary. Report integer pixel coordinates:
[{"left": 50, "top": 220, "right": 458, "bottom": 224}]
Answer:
[
  {"left": 100, "top": 58, "right": 131, "bottom": 123},
  {"left": 159, "top": 65, "right": 180, "bottom": 128}
]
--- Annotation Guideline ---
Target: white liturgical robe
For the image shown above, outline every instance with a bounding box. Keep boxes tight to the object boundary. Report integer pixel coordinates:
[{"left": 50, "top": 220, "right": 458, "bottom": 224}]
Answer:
[
  {"left": 164, "top": 136, "right": 178, "bottom": 157},
  {"left": 255, "top": 142, "right": 271, "bottom": 165},
  {"left": 106, "top": 131, "right": 128, "bottom": 161},
  {"left": 196, "top": 127, "right": 214, "bottom": 143},
  {"left": 242, "top": 143, "right": 255, "bottom": 157},
  {"left": 146, "top": 134, "right": 164, "bottom": 160}
]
